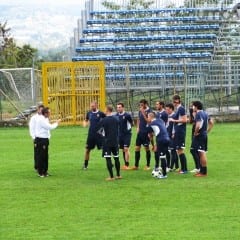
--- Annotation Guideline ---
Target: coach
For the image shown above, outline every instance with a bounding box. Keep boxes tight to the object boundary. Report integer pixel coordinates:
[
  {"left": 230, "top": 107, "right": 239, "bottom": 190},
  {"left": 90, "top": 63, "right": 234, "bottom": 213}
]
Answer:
[{"left": 35, "top": 107, "right": 61, "bottom": 178}]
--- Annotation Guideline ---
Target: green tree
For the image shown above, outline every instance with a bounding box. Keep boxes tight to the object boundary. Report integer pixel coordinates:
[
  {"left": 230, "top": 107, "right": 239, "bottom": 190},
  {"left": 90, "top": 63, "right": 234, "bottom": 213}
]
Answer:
[
  {"left": 0, "top": 21, "right": 11, "bottom": 49},
  {"left": 16, "top": 44, "right": 37, "bottom": 68},
  {"left": 0, "top": 21, "right": 41, "bottom": 68}
]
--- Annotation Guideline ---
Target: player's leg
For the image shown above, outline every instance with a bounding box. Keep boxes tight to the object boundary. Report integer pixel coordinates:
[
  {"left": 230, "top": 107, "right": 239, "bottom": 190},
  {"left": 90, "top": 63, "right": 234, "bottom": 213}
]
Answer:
[
  {"left": 177, "top": 148, "right": 188, "bottom": 173},
  {"left": 42, "top": 139, "right": 49, "bottom": 176},
  {"left": 113, "top": 147, "right": 121, "bottom": 178},
  {"left": 154, "top": 151, "right": 160, "bottom": 170},
  {"left": 133, "top": 133, "right": 141, "bottom": 169},
  {"left": 195, "top": 136, "right": 208, "bottom": 177},
  {"left": 105, "top": 157, "right": 114, "bottom": 179},
  {"left": 122, "top": 147, "right": 130, "bottom": 168},
  {"left": 83, "top": 148, "right": 91, "bottom": 169},
  {"left": 33, "top": 138, "right": 38, "bottom": 171},
  {"left": 166, "top": 150, "right": 171, "bottom": 170},
  {"left": 157, "top": 141, "right": 169, "bottom": 179},
  {"left": 104, "top": 147, "right": 114, "bottom": 180},
  {"left": 171, "top": 149, "right": 179, "bottom": 170},
  {"left": 83, "top": 136, "right": 95, "bottom": 169},
  {"left": 175, "top": 134, "right": 188, "bottom": 173},
  {"left": 119, "top": 137, "right": 126, "bottom": 167},
  {"left": 36, "top": 138, "right": 45, "bottom": 177},
  {"left": 143, "top": 133, "right": 151, "bottom": 170},
  {"left": 122, "top": 133, "right": 131, "bottom": 169},
  {"left": 198, "top": 151, "right": 207, "bottom": 175},
  {"left": 190, "top": 143, "right": 200, "bottom": 173}
]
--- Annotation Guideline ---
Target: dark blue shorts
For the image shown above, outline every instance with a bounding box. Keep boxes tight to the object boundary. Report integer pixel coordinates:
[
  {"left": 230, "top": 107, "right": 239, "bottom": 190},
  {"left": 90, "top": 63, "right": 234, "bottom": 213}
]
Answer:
[
  {"left": 173, "top": 132, "right": 186, "bottom": 150},
  {"left": 135, "top": 132, "right": 150, "bottom": 147},
  {"left": 119, "top": 133, "right": 132, "bottom": 149},
  {"left": 86, "top": 135, "right": 103, "bottom": 150},
  {"left": 102, "top": 146, "right": 119, "bottom": 158},
  {"left": 191, "top": 135, "right": 208, "bottom": 152},
  {"left": 157, "top": 141, "right": 169, "bottom": 157}
]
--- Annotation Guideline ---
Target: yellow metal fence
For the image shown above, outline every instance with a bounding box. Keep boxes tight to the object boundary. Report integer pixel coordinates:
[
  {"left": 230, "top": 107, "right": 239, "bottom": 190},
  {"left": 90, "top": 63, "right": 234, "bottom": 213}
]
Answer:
[{"left": 42, "top": 61, "right": 106, "bottom": 125}]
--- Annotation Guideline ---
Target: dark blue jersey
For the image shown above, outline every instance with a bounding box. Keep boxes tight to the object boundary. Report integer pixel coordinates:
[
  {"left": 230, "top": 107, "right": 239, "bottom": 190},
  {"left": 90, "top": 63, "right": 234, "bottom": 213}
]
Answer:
[
  {"left": 148, "top": 118, "right": 170, "bottom": 143},
  {"left": 173, "top": 105, "right": 186, "bottom": 133},
  {"left": 138, "top": 107, "right": 152, "bottom": 133},
  {"left": 195, "top": 110, "right": 209, "bottom": 136},
  {"left": 156, "top": 110, "right": 168, "bottom": 125},
  {"left": 166, "top": 112, "right": 175, "bottom": 137},
  {"left": 100, "top": 115, "right": 119, "bottom": 147},
  {"left": 116, "top": 112, "right": 133, "bottom": 136},
  {"left": 86, "top": 110, "right": 105, "bottom": 136}
]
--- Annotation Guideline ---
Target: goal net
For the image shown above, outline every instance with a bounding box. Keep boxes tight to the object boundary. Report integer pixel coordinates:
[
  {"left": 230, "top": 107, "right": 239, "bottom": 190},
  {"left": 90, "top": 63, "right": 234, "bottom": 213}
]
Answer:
[{"left": 0, "top": 68, "right": 42, "bottom": 121}]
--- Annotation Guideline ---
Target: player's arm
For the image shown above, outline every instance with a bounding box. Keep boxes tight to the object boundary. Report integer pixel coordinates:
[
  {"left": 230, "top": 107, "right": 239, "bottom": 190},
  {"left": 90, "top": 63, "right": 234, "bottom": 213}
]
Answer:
[
  {"left": 83, "top": 112, "right": 89, "bottom": 127},
  {"left": 194, "top": 120, "right": 202, "bottom": 136},
  {"left": 207, "top": 118, "right": 214, "bottom": 133},
  {"left": 29, "top": 116, "right": 35, "bottom": 139},
  {"left": 127, "top": 114, "right": 134, "bottom": 126},
  {"left": 82, "top": 119, "right": 89, "bottom": 127},
  {"left": 41, "top": 118, "right": 60, "bottom": 130},
  {"left": 136, "top": 117, "right": 140, "bottom": 133},
  {"left": 174, "top": 114, "right": 187, "bottom": 123},
  {"left": 148, "top": 131, "right": 155, "bottom": 151},
  {"left": 140, "top": 108, "right": 150, "bottom": 123}
]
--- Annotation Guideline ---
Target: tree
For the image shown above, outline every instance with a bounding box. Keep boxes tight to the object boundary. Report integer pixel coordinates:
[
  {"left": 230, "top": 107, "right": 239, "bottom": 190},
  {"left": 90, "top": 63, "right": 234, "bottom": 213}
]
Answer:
[
  {"left": 16, "top": 44, "right": 37, "bottom": 68},
  {"left": 0, "top": 21, "right": 11, "bottom": 50},
  {"left": 0, "top": 21, "right": 40, "bottom": 69}
]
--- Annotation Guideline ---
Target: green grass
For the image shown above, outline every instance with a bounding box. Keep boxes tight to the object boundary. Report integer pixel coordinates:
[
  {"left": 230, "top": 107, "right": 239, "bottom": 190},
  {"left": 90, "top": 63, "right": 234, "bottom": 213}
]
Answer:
[{"left": 1, "top": 123, "right": 240, "bottom": 240}]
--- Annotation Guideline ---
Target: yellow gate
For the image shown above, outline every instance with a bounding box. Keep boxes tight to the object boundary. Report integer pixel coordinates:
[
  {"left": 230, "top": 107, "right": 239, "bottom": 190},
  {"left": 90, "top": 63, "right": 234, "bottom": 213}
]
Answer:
[{"left": 42, "top": 61, "right": 105, "bottom": 125}]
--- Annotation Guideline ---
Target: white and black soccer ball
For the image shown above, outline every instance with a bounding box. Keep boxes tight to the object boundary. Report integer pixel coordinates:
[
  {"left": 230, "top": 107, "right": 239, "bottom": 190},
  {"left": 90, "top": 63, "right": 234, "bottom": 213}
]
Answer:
[{"left": 151, "top": 168, "right": 162, "bottom": 178}]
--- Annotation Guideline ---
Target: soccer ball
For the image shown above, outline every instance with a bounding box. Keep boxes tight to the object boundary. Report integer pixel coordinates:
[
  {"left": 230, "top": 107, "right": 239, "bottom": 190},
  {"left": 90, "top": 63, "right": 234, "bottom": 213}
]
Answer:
[{"left": 151, "top": 168, "right": 162, "bottom": 178}]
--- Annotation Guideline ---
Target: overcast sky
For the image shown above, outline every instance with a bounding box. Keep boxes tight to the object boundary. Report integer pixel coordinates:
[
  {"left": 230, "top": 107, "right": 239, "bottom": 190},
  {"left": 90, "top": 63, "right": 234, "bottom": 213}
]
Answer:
[{"left": 0, "top": 0, "right": 87, "bottom": 5}]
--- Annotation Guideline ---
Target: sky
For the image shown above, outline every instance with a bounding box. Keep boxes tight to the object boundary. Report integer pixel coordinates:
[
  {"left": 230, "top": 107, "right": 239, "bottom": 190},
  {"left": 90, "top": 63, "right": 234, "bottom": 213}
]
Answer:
[
  {"left": 0, "top": 0, "right": 185, "bottom": 51},
  {"left": 0, "top": 0, "right": 91, "bottom": 51},
  {"left": 0, "top": 0, "right": 87, "bottom": 6}
]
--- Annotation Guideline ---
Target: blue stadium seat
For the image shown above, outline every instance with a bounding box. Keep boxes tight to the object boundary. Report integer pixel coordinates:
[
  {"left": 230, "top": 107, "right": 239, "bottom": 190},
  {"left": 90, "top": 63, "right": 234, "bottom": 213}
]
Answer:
[
  {"left": 106, "top": 72, "right": 185, "bottom": 81},
  {"left": 83, "top": 24, "right": 219, "bottom": 34},
  {"left": 72, "top": 51, "right": 212, "bottom": 61},
  {"left": 90, "top": 7, "right": 228, "bottom": 16},
  {"left": 79, "top": 34, "right": 216, "bottom": 43},
  {"left": 105, "top": 63, "right": 209, "bottom": 73}
]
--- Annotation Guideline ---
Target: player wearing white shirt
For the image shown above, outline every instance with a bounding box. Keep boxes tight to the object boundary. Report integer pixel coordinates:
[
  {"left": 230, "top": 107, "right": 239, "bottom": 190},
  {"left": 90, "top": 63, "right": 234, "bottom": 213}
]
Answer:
[
  {"left": 35, "top": 107, "right": 61, "bottom": 177},
  {"left": 29, "top": 104, "right": 44, "bottom": 171}
]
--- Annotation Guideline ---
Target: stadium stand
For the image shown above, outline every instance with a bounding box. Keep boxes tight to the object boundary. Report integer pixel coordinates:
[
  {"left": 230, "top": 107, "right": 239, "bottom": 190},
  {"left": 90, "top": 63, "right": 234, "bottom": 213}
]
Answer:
[{"left": 71, "top": 1, "right": 240, "bottom": 109}]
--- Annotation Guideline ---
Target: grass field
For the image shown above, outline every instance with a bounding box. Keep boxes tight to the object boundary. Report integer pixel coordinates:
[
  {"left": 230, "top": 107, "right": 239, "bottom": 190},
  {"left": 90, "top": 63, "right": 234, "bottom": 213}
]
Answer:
[{"left": 1, "top": 123, "right": 240, "bottom": 240}]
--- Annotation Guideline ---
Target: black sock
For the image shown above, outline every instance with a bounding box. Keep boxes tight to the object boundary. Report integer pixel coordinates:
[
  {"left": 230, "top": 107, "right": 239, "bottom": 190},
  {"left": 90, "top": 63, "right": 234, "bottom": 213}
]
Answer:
[
  {"left": 166, "top": 151, "right": 170, "bottom": 168},
  {"left": 174, "top": 151, "right": 179, "bottom": 169},
  {"left": 135, "top": 151, "right": 140, "bottom": 167},
  {"left": 114, "top": 157, "right": 121, "bottom": 176},
  {"left": 161, "top": 157, "right": 167, "bottom": 176},
  {"left": 190, "top": 148, "right": 200, "bottom": 169},
  {"left": 154, "top": 151, "right": 159, "bottom": 169},
  {"left": 126, "top": 161, "right": 129, "bottom": 167},
  {"left": 84, "top": 160, "right": 88, "bottom": 168},
  {"left": 146, "top": 150, "right": 151, "bottom": 167},
  {"left": 106, "top": 157, "right": 114, "bottom": 178},
  {"left": 179, "top": 153, "right": 187, "bottom": 171},
  {"left": 122, "top": 151, "right": 126, "bottom": 165},
  {"left": 170, "top": 150, "right": 178, "bottom": 169},
  {"left": 201, "top": 166, "right": 207, "bottom": 174}
]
